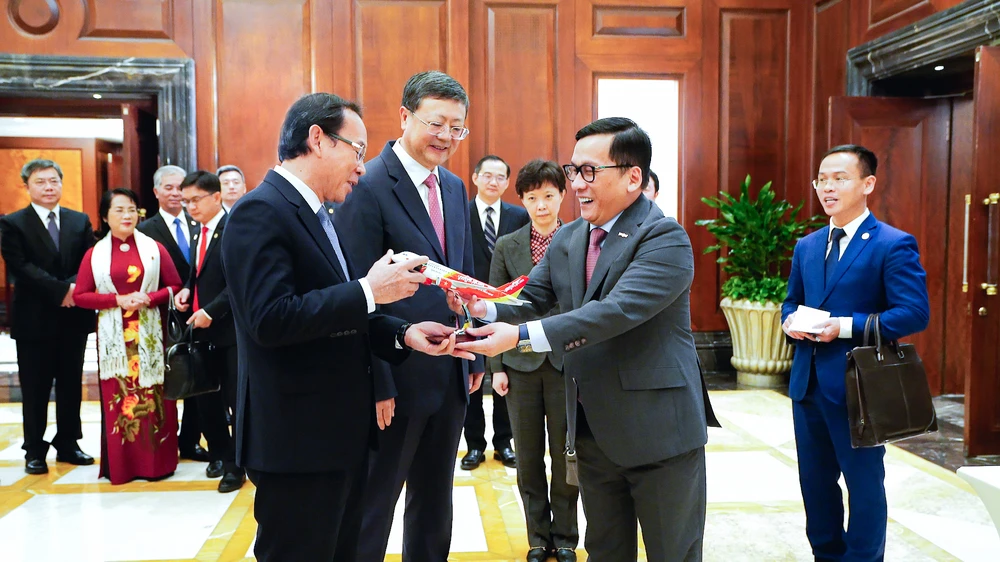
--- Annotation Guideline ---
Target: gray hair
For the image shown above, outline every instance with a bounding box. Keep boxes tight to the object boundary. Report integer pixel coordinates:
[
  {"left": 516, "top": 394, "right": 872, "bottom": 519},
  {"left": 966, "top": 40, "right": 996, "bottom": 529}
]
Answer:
[
  {"left": 401, "top": 71, "right": 469, "bottom": 113},
  {"left": 216, "top": 165, "right": 244, "bottom": 181},
  {"left": 21, "top": 159, "right": 63, "bottom": 184},
  {"left": 153, "top": 165, "right": 187, "bottom": 189}
]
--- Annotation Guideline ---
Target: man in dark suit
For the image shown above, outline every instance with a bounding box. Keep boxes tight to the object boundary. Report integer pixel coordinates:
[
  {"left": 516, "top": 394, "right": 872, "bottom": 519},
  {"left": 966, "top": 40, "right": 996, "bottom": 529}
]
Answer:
[
  {"left": 782, "top": 145, "right": 930, "bottom": 562},
  {"left": 457, "top": 118, "right": 720, "bottom": 561},
  {"left": 0, "top": 159, "right": 96, "bottom": 474},
  {"left": 335, "top": 70, "right": 485, "bottom": 561},
  {"left": 461, "top": 154, "right": 528, "bottom": 470},
  {"left": 221, "top": 92, "right": 459, "bottom": 562},
  {"left": 173, "top": 170, "right": 243, "bottom": 493},
  {"left": 136, "top": 165, "right": 209, "bottom": 463}
]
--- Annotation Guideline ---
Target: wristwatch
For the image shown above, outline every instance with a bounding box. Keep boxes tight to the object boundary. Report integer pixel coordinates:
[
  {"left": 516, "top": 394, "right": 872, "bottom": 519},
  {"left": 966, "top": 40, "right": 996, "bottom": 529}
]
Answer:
[
  {"left": 395, "top": 322, "right": 412, "bottom": 350},
  {"left": 516, "top": 324, "right": 533, "bottom": 353}
]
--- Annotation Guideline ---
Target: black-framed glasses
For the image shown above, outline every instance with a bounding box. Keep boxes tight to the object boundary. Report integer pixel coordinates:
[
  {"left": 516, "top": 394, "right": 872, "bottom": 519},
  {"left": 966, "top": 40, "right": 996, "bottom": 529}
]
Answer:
[
  {"left": 407, "top": 110, "right": 470, "bottom": 140},
  {"left": 328, "top": 133, "right": 367, "bottom": 162},
  {"left": 562, "top": 163, "right": 631, "bottom": 183}
]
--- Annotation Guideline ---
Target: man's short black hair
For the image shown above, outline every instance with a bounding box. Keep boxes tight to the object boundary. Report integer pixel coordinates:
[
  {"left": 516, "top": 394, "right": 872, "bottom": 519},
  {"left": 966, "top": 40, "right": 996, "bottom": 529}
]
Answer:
[
  {"left": 647, "top": 170, "right": 660, "bottom": 194},
  {"left": 575, "top": 117, "right": 652, "bottom": 187},
  {"left": 21, "top": 159, "right": 63, "bottom": 184},
  {"left": 474, "top": 155, "right": 509, "bottom": 177},
  {"left": 823, "top": 144, "right": 878, "bottom": 177},
  {"left": 278, "top": 93, "right": 363, "bottom": 162},
  {"left": 515, "top": 159, "right": 566, "bottom": 197},
  {"left": 401, "top": 71, "right": 469, "bottom": 113},
  {"left": 180, "top": 170, "right": 221, "bottom": 194}
]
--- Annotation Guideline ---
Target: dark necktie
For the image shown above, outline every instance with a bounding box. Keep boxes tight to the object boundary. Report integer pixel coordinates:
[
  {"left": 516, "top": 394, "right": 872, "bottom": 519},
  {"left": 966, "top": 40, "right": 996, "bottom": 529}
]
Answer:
[
  {"left": 173, "top": 217, "right": 190, "bottom": 264},
  {"left": 46, "top": 211, "right": 59, "bottom": 250},
  {"left": 484, "top": 207, "right": 496, "bottom": 256},
  {"left": 825, "top": 227, "right": 847, "bottom": 288},
  {"left": 586, "top": 228, "right": 607, "bottom": 287}
]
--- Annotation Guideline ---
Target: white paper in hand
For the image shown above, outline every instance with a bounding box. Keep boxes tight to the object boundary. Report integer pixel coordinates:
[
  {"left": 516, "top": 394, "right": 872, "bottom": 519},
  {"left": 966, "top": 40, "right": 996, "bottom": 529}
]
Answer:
[{"left": 788, "top": 305, "right": 830, "bottom": 334}]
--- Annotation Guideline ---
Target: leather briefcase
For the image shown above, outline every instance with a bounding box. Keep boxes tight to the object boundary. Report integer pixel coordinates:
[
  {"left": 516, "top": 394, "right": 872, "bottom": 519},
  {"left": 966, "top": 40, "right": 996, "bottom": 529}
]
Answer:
[
  {"left": 163, "top": 289, "right": 221, "bottom": 400},
  {"left": 845, "top": 314, "right": 937, "bottom": 448}
]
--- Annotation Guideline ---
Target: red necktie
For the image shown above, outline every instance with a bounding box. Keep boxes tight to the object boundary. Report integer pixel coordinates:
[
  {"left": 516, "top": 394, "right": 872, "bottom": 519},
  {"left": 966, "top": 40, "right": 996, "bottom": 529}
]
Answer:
[
  {"left": 424, "top": 174, "right": 446, "bottom": 256},
  {"left": 193, "top": 226, "right": 209, "bottom": 311},
  {"left": 586, "top": 228, "right": 607, "bottom": 286}
]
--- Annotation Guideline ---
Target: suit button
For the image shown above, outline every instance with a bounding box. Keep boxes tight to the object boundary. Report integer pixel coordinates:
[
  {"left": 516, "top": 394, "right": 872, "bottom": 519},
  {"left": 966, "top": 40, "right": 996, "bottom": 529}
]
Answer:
[
  {"left": 581, "top": 338, "right": 587, "bottom": 345},
  {"left": 565, "top": 345, "right": 571, "bottom": 351},
  {"left": 351, "top": 330, "right": 357, "bottom": 335}
]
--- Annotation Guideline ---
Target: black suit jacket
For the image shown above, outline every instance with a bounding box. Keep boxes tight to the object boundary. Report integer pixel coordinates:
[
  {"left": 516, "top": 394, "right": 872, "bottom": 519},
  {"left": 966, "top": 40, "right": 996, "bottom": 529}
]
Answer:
[
  {"left": 336, "top": 141, "right": 484, "bottom": 417},
  {"left": 221, "top": 170, "right": 409, "bottom": 473},
  {"left": 468, "top": 199, "right": 529, "bottom": 282},
  {"left": 137, "top": 211, "right": 199, "bottom": 283},
  {"left": 187, "top": 213, "right": 235, "bottom": 348},
  {"left": 0, "top": 206, "right": 96, "bottom": 340}
]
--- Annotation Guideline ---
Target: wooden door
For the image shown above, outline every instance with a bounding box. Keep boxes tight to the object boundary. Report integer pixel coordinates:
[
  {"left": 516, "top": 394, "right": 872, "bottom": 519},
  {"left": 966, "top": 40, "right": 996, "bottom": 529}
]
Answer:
[
  {"left": 965, "top": 46, "right": 1000, "bottom": 457},
  {"left": 122, "top": 103, "right": 159, "bottom": 210},
  {"left": 828, "top": 96, "right": 952, "bottom": 396}
]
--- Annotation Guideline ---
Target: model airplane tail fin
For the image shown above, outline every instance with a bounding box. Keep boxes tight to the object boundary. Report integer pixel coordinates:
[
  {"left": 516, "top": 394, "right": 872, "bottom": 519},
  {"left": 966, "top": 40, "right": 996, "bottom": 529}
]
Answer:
[{"left": 497, "top": 276, "right": 529, "bottom": 297}]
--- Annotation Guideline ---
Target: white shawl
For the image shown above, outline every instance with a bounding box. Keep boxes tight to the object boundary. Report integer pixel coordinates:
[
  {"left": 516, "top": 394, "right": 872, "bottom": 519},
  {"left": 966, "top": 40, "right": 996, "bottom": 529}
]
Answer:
[{"left": 91, "top": 230, "right": 165, "bottom": 387}]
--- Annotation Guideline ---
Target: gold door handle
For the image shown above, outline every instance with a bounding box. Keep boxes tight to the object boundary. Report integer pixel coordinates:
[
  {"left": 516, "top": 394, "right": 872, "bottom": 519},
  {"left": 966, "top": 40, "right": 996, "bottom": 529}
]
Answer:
[{"left": 984, "top": 193, "right": 1000, "bottom": 296}]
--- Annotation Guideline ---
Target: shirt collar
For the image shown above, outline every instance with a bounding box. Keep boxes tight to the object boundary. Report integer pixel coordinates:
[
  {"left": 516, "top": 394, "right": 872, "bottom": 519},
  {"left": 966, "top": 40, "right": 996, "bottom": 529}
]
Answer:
[
  {"left": 475, "top": 196, "right": 500, "bottom": 218},
  {"left": 159, "top": 206, "right": 184, "bottom": 226},
  {"left": 589, "top": 211, "right": 624, "bottom": 235},
  {"left": 274, "top": 165, "right": 323, "bottom": 214},
  {"left": 392, "top": 140, "right": 439, "bottom": 189},
  {"left": 30, "top": 202, "right": 59, "bottom": 224},
  {"left": 203, "top": 208, "right": 226, "bottom": 232},
  {"left": 831, "top": 208, "right": 870, "bottom": 241}
]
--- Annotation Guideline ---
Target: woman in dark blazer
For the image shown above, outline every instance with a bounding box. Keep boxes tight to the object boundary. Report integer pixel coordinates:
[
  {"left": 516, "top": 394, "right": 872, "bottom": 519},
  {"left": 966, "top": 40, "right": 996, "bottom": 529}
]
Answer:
[{"left": 489, "top": 160, "right": 579, "bottom": 562}]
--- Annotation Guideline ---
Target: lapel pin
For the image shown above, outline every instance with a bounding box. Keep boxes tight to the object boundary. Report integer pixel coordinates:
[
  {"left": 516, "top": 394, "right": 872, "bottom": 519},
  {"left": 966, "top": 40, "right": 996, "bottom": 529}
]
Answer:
[
  {"left": 861, "top": 232, "right": 870, "bottom": 240},
  {"left": 190, "top": 220, "right": 197, "bottom": 226},
  {"left": 327, "top": 207, "right": 335, "bottom": 214},
  {"left": 618, "top": 232, "right": 629, "bottom": 238},
  {"left": 213, "top": 233, "right": 219, "bottom": 239}
]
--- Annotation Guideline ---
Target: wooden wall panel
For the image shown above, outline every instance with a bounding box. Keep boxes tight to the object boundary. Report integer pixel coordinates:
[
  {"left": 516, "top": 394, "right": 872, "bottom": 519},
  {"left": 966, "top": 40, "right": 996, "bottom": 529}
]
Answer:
[
  {"left": 576, "top": 0, "right": 702, "bottom": 59},
  {"left": 81, "top": 0, "right": 173, "bottom": 40},
  {"left": 811, "top": 0, "right": 852, "bottom": 217},
  {"left": 855, "top": 0, "right": 964, "bottom": 44}
]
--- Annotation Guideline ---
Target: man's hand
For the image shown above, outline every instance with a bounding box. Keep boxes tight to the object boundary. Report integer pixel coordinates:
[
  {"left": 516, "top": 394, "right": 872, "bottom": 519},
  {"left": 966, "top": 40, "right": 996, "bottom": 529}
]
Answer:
[
  {"left": 174, "top": 288, "right": 191, "bottom": 312},
  {"left": 454, "top": 322, "right": 519, "bottom": 357},
  {"left": 782, "top": 312, "right": 812, "bottom": 341},
  {"left": 464, "top": 295, "right": 487, "bottom": 320},
  {"left": 492, "top": 371, "right": 509, "bottom": 396},
  {"left": 187, "top": 309, "right": 212, "bottom": 329},
  {"left": 405, "top": 321, "right": 464, "bottom": 357},
  {"left": 61, "top": 284, "right": 76, "bottom": 307},
  {"left": 376, "top": 398, "right": 395, "bottom": 430},
  {"left": 469, "top": 372, "right": 484, "bottom": 394},
  {"left": 366, "top": 250, "right": 427, "bottom": 304},
  {"left": 445, "top": 290, "right": 466, "bottom": 316},
  {"left": 812, "top": 319, "right": 841, "bottom": 343}
]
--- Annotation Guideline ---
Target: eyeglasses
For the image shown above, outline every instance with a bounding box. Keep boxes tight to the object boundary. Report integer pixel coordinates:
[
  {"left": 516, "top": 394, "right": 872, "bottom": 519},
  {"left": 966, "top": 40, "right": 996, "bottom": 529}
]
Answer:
[
  {"left": 328, "top": 133, "right": 367, "bottom": 163},
  {"left": 562, "top": 164, "right": 631, "bottom": 183},
  {"left": 476, "top": 172, "right": 507, "bottom": 183},
  {"left": 181, "top": 193, "right": 213, "bottom": 207},
  {"left": 812, "top": 177, "right": 861, "bottom": 190},
  {"left": 407, "top": 110, "right": 470, "bottom": 140}
]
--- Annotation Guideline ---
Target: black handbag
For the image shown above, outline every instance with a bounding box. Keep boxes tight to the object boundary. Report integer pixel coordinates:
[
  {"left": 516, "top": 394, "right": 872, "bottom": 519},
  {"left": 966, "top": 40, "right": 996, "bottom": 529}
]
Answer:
[
  {"left": 163, "top": 288, "right": 221, "bottom": 400},
  {"left": 845, "top": 314, "right": 938, "bottom": 448}
]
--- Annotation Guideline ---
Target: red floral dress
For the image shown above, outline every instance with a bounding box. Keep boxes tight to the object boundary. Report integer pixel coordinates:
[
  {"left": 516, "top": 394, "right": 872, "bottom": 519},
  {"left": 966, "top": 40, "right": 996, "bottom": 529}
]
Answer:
[{"left": 74, "top": 234, "right": 183, "bottom": 484}]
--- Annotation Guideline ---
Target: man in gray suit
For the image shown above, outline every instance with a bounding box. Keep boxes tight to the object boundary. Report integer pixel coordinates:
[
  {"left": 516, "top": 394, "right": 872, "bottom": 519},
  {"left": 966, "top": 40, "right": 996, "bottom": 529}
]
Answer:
[{"left": 455, "top": 117, "right": 719, "bottom": 561}]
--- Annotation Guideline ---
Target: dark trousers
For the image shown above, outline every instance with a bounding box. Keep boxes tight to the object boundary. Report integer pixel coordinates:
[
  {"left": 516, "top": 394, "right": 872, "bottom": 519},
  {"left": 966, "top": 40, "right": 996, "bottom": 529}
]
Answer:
[
  {"left": 507, "top": 361, "right": 578, "bottom": 550},
  {"left": 576, "top": 405, "right": 706, "bottom": 562},
  {"left": 464, "top": 369, "right": 512, "bottom": 451},
  {"left": 793, "top": 368, "right": 886, "bottom": 562},
  {"left": 194, "top": 345, "right": 240, "bottom": 471},
  {"left": 177, "top": 398, "right": 201, "bottom": 450},
  {"left": 16, "top": 334, "right": 88, "bottom": 459},
  {"left": 247, "top": 457, "right": 368, "bottom": 562},
  {"left": 358, "top": 385, "right": 466, "bottom": 562}
]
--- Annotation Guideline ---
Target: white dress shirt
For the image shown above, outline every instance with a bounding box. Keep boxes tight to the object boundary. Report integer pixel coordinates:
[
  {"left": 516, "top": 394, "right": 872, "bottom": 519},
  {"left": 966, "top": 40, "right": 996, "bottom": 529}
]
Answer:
[
  {"left": 273, "top": 165, "right": 375, "bottom": 313},
  {"left": 827, "top": 208, "right": 871, "bottom": 340},
  {"left": 30, "top": 202, "right": 59, "bottom": 229},
  {"left": 474, "top": 196, "right": 502, "bottom": 234},
  {"left": 159, "top": 207, "right": 191, "bottom": 248},
  {"left": 392, "top": 140, "right": 444, "bottom": 218},
  {"left": 192, "top": 208, "right": 226, "bottom": 267}
]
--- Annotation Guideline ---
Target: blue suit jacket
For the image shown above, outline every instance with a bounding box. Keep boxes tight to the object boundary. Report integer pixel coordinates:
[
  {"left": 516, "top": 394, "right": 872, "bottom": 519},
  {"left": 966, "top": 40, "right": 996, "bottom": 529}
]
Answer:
[
  {"left": 781, "top": 213, "right": 930, "bottom": 405},
  {"left": 336, "top": 141, "right": 484, "bottom": 416}
]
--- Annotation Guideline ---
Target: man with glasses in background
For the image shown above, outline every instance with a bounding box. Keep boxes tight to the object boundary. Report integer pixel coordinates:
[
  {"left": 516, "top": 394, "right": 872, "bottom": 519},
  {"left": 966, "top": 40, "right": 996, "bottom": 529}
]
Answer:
[
  {"left": 216, "top": 165, "right": 246, "bottom": 213},
  {"left": 336, "top": 70, "right": 485, "bottom": 561},
  {"left": 460, "top": 154, "right": 528, "bottom": 471}
]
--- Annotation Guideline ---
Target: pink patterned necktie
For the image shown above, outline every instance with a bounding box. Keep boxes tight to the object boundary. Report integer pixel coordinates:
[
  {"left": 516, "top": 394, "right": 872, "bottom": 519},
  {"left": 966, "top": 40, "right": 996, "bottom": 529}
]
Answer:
[
  {"left": 586, "top": 227, "right": 607, "bottom": 286},
  {"left": 424, "top": 174, "right": 446, "bottom": 255}
]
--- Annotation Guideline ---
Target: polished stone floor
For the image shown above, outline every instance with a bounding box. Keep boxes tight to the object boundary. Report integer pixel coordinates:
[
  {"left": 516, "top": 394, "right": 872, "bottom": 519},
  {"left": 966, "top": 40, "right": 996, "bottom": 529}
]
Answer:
[{"left": 0, "top": 390, "right": 998, "bottom": 561}]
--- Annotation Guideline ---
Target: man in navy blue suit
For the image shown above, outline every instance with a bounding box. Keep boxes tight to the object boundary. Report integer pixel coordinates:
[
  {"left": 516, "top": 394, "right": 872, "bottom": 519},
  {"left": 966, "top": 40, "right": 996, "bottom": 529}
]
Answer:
[
  {"left": 782, "top": 144, "right": 930, "bottom": 562},
  {"left": 336, "top": 70, "right": 484, "bottom": 561}
]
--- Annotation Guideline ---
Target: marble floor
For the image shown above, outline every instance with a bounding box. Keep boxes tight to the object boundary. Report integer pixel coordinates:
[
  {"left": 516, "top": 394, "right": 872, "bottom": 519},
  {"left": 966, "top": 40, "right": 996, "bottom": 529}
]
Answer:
[{"left": 0, "top": 391, "right": 998, "bottom": 561}]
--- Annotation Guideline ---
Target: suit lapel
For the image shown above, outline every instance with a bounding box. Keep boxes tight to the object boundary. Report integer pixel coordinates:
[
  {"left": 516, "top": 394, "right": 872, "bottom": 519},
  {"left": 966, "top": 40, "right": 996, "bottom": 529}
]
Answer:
[
  {"left": 25, "top": 206, "right": 58, "bottom": 255},
  {"left": 383, "top": 147, "right": 447, "bottom": 263},
  {"left": 568, "top": 222, "right": 588, "bottom": 310},
  {"left": 469, "top": 200, "right": 489, "bottom": 265},
  {"left": 803, "top": 228, "right": 827, "bottom": 305},
  {"left": 441, "top": 173, "right": 466, "bottom": 270},
  {"left": 820, "top": 214, "right": 878, "bottom": 305},
  {"left": 498, "top": 202, "right": 518, "bottom": 236},
  {"left": 268, "top": 171, "right": 347, "bottom": 283},
  {"left": 582, "top": 197, "right": 649, "bottom": 303},
  {"left": 511, "top": 225, "right": 535, "bottom": 276},
  {"left": 56, "top": 210, "right": 74, "bottom": 269},
  {"left": 198, "top": 214, "right": 226, "bottom": 277}
]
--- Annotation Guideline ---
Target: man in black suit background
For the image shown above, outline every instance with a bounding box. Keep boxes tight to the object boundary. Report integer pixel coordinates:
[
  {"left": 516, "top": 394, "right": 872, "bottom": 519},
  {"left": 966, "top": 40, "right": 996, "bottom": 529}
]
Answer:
[
  {"left": 461, "top": 154, "right": 528, "bottom": 470},
  {"left": 173, "top": 170, "right": 243, "bottom": 493},
  {"left": 136, "top": 165, "right": 208, "bottom": 463},
  {"left": 0, "top": 159, "right": 96, "bottom": 474},
  {"left": 336, "top": 70, "right": 485, "bottom": 561},
  {"left": 221, "top": 92, "right": 460, "bottom": 562}
]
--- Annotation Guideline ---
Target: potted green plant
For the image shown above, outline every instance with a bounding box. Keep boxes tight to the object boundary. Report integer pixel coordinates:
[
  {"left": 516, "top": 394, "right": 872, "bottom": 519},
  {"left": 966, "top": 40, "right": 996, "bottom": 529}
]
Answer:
[{"left": 696, "top": 175, "right": 824, "bottom": 387}]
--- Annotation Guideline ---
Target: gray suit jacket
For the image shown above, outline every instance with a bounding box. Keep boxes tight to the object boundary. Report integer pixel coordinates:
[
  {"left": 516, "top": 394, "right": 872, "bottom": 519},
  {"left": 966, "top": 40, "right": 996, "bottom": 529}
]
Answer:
[
  {"left": 497, "top": 195, "right": 717, "bottom": 467},
  {"left": 488, "top": 222, "right": 561, "bottom": 374}
]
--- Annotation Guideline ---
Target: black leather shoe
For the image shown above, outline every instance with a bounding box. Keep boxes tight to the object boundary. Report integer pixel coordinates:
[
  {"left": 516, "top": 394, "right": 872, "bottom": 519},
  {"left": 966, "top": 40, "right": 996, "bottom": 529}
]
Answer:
[
  {"left": 526, "top": 547, "right": 550, "bottom": 562},
  {"left": 555, "top": 548, "right": 577, "bottom": 562},
  {"left": 56, "top": 449, "right": 94, "bottom": 466},
  {"left": 460, "top": 449, "right": 486, "bottom": 470},
  {"left": 25, "top": 458, "right": 48, "bottom": 475},
  {"left": 218, "top": 471, "right": 245, "bottom": 493},
  {"left": 180, "top": 444, "right": 211, "bottom": 462},
  {"left": 494, "top": 446, "right": 517, "bottom": 468},
  {"left": 206, "top": 460, "right": 224, "bottom": 478}
]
